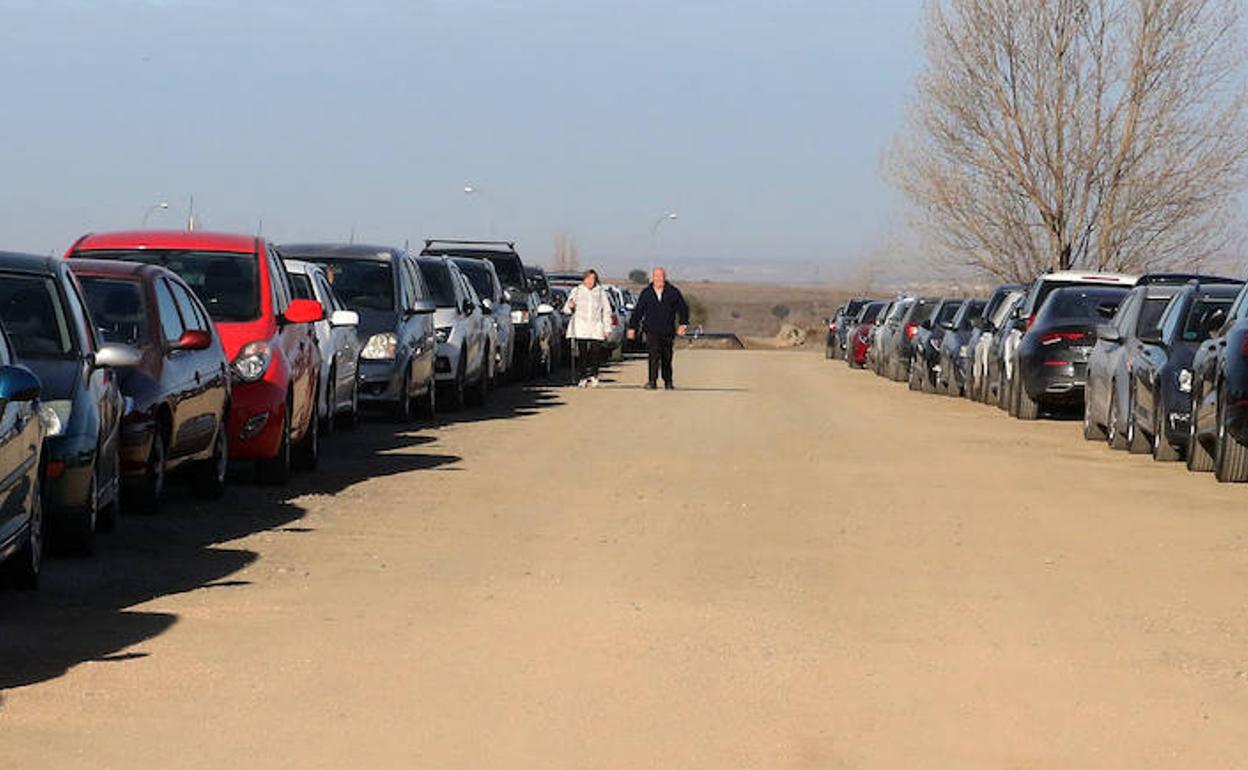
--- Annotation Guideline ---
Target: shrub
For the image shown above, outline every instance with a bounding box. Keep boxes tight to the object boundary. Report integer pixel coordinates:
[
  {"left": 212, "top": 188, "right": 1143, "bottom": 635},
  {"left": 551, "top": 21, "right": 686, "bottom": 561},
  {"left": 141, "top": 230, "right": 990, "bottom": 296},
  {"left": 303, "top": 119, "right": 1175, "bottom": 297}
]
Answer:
[
  {"left": 771, "top": 303, "right": 791, "bottom": 320},
  {"left": 628, "top": 269, "right": 648, "bottom": 285}
]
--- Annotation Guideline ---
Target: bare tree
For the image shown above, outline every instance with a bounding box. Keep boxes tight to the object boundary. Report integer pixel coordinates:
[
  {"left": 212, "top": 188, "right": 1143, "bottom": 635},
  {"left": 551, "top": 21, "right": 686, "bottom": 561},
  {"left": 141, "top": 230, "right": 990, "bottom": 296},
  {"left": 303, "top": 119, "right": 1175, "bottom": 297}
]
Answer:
[
  {"left": 552, "top": 232, "right": 581, "bottom": 272},
  {"left": 889, "top": 0, "right": 1248, "bottom": 281}
]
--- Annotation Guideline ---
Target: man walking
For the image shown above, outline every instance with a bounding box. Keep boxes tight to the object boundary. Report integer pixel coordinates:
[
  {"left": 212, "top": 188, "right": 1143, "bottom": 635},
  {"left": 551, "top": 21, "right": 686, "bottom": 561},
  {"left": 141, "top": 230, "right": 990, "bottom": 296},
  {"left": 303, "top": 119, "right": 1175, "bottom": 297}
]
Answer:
[{"left": 626, "top": 267, "right": 689, "bottom": 390}]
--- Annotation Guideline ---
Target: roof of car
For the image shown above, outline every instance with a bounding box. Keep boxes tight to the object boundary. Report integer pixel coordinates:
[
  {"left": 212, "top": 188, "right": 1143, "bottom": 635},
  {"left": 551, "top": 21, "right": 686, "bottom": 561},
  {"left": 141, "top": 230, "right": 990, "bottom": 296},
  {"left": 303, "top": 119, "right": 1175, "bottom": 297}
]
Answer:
[
  {"left": 0, "top": 250, "right": 60, "bottom": 273},
  {"left": 66, "top": 258, "right": 167, "bottom": 280},
  {"left": 278, "top": 243, "right": 401, "bottom": 261},
  {"left": 1136, "top": 272, "right": 1241, "bottom": 286},
  {"left": 1038, "top": 270, "right": 1138, "bottom": 285},
  {"left": 73, "top": 230, "right": 260, "bottom": 254}
]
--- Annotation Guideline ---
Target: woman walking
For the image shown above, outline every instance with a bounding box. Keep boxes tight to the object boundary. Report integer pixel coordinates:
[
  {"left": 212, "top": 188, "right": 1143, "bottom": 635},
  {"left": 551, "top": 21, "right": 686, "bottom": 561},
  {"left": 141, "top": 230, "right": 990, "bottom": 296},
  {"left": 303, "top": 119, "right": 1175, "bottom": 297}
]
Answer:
[{"left": 563, "top": 269, "right": 614, "bottom": 388}]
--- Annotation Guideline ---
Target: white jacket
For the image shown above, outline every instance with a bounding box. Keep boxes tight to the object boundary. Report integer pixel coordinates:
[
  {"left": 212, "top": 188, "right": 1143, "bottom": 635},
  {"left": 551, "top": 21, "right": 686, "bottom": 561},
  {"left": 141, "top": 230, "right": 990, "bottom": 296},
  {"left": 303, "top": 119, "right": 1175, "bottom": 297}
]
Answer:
[{"left": 563, "top": 284, "right": 614, "bottom": 341}]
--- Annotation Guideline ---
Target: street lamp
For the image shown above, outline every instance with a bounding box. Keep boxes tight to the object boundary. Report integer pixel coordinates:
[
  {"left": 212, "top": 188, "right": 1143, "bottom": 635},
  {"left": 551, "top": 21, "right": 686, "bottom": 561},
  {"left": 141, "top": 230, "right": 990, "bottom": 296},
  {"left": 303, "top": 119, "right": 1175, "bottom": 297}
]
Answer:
[
  {"left": 463, "top": 183, "right": 496, "bottom": 237},
  {"left": 650, "top": 211, "right": 679, "bottom": 268},
  {"left": 142, "top": 201, "right": 169, "bottom": 227}
]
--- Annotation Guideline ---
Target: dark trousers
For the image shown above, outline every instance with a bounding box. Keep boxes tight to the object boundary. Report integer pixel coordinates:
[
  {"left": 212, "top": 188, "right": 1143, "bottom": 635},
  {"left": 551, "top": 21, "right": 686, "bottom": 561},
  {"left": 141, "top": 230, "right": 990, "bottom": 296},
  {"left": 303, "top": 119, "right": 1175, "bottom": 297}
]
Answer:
[
  {"left": 575, "top": 339, "right": 602, "bottom": 380},
  {"left": 646, "top": 334, "right": 675, "bottom": 385}
]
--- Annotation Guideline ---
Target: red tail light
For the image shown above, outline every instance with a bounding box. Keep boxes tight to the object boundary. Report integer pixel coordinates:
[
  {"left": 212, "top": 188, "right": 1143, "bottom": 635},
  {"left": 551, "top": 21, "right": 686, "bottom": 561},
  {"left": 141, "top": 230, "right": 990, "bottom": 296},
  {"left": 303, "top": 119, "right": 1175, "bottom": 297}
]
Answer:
[
  {"left": 612, "top": 314, "right": 619, "bottom": 328},
  {"left": 1039, "top": 331, "right": 1085, "bottom": 346},
  {"left": 905, "top": 322, "right": 918, "bottom": 339},
  {"left": 1025, "top": 315, "right": 1036, "bottom": 331},
  {"left": 829, "top": 322, "right": 837, "bottom": 333}
]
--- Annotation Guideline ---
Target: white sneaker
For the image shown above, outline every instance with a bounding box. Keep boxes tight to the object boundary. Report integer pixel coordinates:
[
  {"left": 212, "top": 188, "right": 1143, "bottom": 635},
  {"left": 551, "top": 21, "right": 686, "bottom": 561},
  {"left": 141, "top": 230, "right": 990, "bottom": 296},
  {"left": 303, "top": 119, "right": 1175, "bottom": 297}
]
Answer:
[
  {"left": 590, "top": 376, "right": 600, "bottom": 388},
  {"left": 577, "top": 378, "right": 588, "bottom": 388}
]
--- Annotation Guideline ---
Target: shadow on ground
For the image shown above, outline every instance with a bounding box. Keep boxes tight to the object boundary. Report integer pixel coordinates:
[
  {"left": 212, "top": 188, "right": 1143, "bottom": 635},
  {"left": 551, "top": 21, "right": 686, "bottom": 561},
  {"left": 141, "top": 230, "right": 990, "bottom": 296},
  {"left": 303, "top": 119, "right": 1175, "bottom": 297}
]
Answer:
[{"left": 0, "top": 378, "right": 566, "bottom": 694}]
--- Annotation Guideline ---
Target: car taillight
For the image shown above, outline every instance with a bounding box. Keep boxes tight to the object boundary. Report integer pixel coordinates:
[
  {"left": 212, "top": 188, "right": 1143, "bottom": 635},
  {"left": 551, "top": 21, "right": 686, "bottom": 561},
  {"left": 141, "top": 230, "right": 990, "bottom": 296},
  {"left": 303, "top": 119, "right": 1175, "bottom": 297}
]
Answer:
[
  {"left": 905, "top": 323, "right": 918, "bottom": 339},
  {"left": 612, "top": 314, "right": 619, "bottom": 328},
  {"left": 830, "top": 322, "right": 837, "bottom": 333},
  {"left": 1039, "top": 331, "right": 1085, "bottom": 346},
  {"left": 1025, "top": 315, "right": 1035, "bottom": 331}
]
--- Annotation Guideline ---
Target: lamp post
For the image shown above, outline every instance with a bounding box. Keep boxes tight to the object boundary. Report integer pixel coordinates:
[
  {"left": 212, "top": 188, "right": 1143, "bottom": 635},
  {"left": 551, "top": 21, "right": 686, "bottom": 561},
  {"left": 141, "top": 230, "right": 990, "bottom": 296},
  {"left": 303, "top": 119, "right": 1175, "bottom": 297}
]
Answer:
[
  {"left": 142, "top": 201, "right": 169, "bottom": 227},
  {"left": 463, "top": 183, "right": 497, "bottom": 237},
  {"left": 650, "top": 211, "right": 678, "bottom": 269}
]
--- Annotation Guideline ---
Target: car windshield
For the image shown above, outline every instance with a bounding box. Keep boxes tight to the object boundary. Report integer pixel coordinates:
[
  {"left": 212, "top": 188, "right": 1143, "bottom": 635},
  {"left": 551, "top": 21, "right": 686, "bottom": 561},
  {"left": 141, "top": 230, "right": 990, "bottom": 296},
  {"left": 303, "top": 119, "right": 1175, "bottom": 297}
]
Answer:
[
  {"left": 299, "top": 259, "right": 394, "bottom": 311},
  {"left": 1039, "top": 287, "right": 1129, "bottom": 320},
  {"left": 417, "top": 261, "right": 458, "bottom": 307},
  {"left": 0, "top": 273, "right": 74, "bottom": 357},
  {"left": 74, "top": 249, "right": 259, "bottom": 323},
  {"left": 288, "top": 272, "right": 315, "bottom": 301},
  {"left": 455, "top": 260, "right": 496, "bottom": 301},
  {"left": 79, "top": 277, "right": 148, "bottom": 347}
]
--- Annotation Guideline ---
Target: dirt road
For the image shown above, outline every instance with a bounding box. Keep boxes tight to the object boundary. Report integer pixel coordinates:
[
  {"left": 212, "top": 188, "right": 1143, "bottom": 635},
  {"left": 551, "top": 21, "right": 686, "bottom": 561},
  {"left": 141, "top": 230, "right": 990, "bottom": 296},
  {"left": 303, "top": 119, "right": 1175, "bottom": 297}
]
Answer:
[{"left": 4, "top": 349, "right": 1248, "bottom": 768}]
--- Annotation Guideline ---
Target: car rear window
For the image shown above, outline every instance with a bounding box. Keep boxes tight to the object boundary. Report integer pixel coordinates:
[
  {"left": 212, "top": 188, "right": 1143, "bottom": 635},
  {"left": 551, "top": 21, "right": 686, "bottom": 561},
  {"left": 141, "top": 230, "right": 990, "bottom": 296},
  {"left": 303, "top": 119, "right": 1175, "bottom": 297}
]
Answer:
[
  {"left": 79, "top": 277, "right": 148, "bottom": 347},
  {"left": 288, "top": 272, "right": 314, "bottom": 301},
  {"left": 861, "top": 303, "right": 884, "bottom": 323},
  {"left": 0, "top": 273, "right": 74, "bottom": 357},
  {"left": 935, "top": 302, "right": 960, "bottom": 325},
  {"left": 73, "top": 249, "right": 259, "bottom": 323},
  {"left": 1037, "top": 286, "right": 1129, "bottom": 321}
]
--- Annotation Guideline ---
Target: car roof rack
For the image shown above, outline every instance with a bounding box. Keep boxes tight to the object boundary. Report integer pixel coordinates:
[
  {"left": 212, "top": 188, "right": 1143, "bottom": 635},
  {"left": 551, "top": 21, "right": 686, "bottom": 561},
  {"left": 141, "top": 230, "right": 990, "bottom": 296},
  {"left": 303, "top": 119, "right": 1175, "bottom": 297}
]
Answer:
[{"left": 424, "top": 238, "right": 516, "bottom": 249}]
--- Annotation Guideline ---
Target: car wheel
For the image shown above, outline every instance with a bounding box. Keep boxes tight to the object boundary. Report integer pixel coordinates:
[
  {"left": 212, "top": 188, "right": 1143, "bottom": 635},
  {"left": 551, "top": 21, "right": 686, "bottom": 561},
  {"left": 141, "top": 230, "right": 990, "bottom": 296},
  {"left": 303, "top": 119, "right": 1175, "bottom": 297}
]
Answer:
[
  {"left": 2, "top": 480, "right": 42, "bottom": 589},
  {"left": 133, "top": 425, "right": 167, "bottom": 515},
  {"left": 468, "top": 351, "right": 489, "bottom": 407},
  {"left": 825, "top": 344, "right": 834, "bottom": 360},
  {"left": 192, "top": 421, "right": 229, "bottom": 499},
  {"left": 908, "top": 355, "right": 922, "bottom": 391},
  {"left": 443, "top": 356, "right": 466, "bottom": 411},
  {"left": 1016, "top": 372, "right": 1039, "bottom": 420},
  {"left": 1187, "top": 386, "right": 1215, "bottom": 472},
  {"left": 1107, "top": 385, "right": 1128, "bottom": 450},
  {"left": 1214, "top": 384, "right": 1248, "bottom": 482},
  {"left": 338, "top": 375, "right": 360, "bottom": 430},
  {"left": 293, "top": 387, "right": 320, "bottom": 472},
  {"left": 391, "top": 369, "right": 414, "bottom": 423},
  {"left": 58, "top": 473, "right": 97, "bottom": 557},
  {"left": 1152, "top": 389, "right": 1180, "bottom": 462},
  {"left": 321, "top": 370, "right": 336, "bottom": 438},
  {"left": 257, "top": 403, "right": 292, "bottom": 485},
  {"left": 1082, "top": 399, "right": 1107, "bottom": 440},
  {"left": 416, "top": 372, "right": 437, "bottom": 420},
  {"left": 1126, "top": 385, "right": 1149, "bottom": 454}
]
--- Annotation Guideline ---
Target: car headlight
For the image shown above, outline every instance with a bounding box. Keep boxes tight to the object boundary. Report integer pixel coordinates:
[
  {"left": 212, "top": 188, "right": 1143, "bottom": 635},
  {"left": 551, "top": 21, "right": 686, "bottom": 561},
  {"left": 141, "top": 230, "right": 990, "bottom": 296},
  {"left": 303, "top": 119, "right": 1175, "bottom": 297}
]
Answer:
[
  {"left": 511, "top": 309, "right": 530, "bottom": 324},
  {"left": 232, "top": 340, "right": 273, "bottom": 382},
  {"left": 39, "top": 400, "right": 71, "bottom": 437},
  {"left": 361, "top": 332, "right": 397, "bottom": 361},
  {"left": 435, "top": 327, "right": 451, "bottom": 344},
  {"left": 1178, "top": 369, "right": 1193, "bottom": 393}
]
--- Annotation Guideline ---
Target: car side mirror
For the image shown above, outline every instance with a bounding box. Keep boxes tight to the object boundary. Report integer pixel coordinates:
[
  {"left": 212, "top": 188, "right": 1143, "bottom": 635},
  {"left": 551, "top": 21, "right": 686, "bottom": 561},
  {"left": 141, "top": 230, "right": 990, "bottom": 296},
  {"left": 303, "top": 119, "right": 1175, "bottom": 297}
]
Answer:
[
  {"left": 1203, "top": 307, "right": 1228, "bottom": 335},
  {"left": 481, "top": 297, "right": 494, "bottom": 312},
  {"left": 93, "top": 343, "right": 142, "bottom": 369},
  {"left": 282, "top": 298, "right": 325, "bottom": 325},
  {"left": 0, "top": 365, "right": 41, "bottom": 403},
  {"left": 537, "top": 303, "right": 555, "bottom": 315},
  {"left": 1096, "top": 324, "right": 1121, "bottom": 343},
  {"left": 173, "top": 329, "right": 213, "bottom": 351},
  {"left": 330, "top": 310, "right": 359, "bottom": 327}
]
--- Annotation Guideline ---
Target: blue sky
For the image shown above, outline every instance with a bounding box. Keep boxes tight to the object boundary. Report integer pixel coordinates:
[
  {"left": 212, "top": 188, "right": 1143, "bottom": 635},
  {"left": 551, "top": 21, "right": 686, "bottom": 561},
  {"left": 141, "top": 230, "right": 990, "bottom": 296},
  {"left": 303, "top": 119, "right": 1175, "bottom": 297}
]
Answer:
[{"left": 0, "top": 0, "right": 923, "bottom": 273}]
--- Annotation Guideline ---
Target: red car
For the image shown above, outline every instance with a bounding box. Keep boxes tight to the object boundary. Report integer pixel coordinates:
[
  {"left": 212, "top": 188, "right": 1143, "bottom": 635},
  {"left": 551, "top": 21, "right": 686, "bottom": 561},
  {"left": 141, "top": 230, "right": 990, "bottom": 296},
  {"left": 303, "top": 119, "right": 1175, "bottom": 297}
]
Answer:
[
  {"left": 849, "top": 300, "right": 888, "bottom": 369},
  {"left": 67, "top": 231, "right": 324, "bottom": 484}
]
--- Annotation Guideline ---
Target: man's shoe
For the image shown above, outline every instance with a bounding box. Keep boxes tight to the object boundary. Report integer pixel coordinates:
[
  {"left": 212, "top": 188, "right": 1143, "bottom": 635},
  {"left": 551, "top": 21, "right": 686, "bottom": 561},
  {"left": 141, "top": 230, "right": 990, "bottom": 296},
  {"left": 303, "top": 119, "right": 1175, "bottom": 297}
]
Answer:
[
  {"left": 590, "top": 376, "right": 600, "bottom": 388},
  {"left": 644, "top": 382, "right": 658, "bottom": 390},
  {"left": 664, "top": 382, "right": 675, "bottom": 390}
]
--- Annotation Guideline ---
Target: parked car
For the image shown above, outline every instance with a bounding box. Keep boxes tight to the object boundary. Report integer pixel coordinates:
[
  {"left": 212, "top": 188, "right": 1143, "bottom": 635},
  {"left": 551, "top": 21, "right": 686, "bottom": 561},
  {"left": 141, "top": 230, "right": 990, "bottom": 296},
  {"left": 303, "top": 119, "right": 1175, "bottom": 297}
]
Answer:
[
  {"left": 602, "top": 284, "right": 628, "bottom": 361},
  {"left": 453, "top": 257, "right": 515, "bottom": 384},
  {"left": 417, "top": 256, "right": 492, "bottom": 409},
  {"left": 1187, "top": 282, "right": 1248, "bottom": 481},
  {"left": 999, "top": 271, "right": 1138, "bottom": 413},
  {"left": 284, "top": 259, "right": 362, "bottom": 433},
  {"left": 278, "top": 243, "right": 437, "bottom": 422},
  {"left": 0, "top": 252, "right": 139, "bottom": 554},
  {"left": 909, "top": 298, "right": 963, "bottom": 392},
  {"left": 935, "top": 298, "right": 985, "bottom": 396},
  {"left": 984, "top": 293, "right": 1027, "bottom": 408},
  {"left": 1009, "top": 285, "right": 1130, "bottom": 419},
  {"left": 1084, "top": 282, "right": 1188, "bottom": 448},
  {"left": 1128, "top": 281, "right": 1242, "bottom": 462},
  {"left": 848, "top": 301, "right": 887, "bottom": 369},
  {"left": 872, "top": 298, "right": 910, "bottom": 376},
  {"left": 888, "top": 297, "right": 940, "bottom": 382},
  {"left": 68, "top": 231, "right": 324, "bottom": 484},
  {"left": 422, "top": 240, "right": 552, "bottom": 379},
  {"left": 0, "top": 316, "right": 46, "bottom": 587},
  {"left": 72, "top": 260, "right": 232, "bottom": 512},
  {"left": 966, "top": 285, "right": 1024, "bottom": 402},
  {"left": 829, "top": 298, "right": 870, "bottom": 360}
]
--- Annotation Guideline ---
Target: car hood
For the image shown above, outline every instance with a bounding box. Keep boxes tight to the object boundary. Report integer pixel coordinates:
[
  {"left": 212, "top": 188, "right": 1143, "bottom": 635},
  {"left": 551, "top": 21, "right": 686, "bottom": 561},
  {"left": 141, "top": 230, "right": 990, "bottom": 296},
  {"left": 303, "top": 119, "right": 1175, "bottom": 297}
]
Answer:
[{"left": 22, "top": 357, "right": 82, "bottom": 401}]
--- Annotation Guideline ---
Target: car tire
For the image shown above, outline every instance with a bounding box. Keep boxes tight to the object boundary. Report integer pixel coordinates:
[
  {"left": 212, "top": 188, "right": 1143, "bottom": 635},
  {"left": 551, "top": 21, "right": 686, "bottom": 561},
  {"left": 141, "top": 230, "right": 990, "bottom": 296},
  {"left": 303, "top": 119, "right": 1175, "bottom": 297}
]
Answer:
[
  {"left": 321, "top": 370, "right": 336, "bottom": 438},
  {"left": 1126, "top": 385, "right": 1149, "bottom": 455},
  {"left": 443, "top": 356, "right": 466, "bottom": 412},
  {"left": 1187, "top": 389, "right": 1215, "bottom": 472},
  {"left": 907, "top": 355, "right": 922, "bottom": 391},
  {"left": 257, "top": 403, "right": 292, "bottom": 485},
  {"left": 1016, "top": 373, "right": 1039, "bottom": 420},
  {"left": 391, "top": 369, "right": 414, "bottom": 423},
  {"left": 192, "top": 421, "right": 229, "bottom": 499},
  {"left": 1152, "top": 389, "right": 1180, "bottom": 462},
  {"left": 825, "top": 344, "right": 834, "bottom": 360},
  {"left": 132, "top": 425, "right": 167, "bottom": 515},
  {"left": 468, "top": 352, "right": 489, "bottom": 407},
  {"left": 417, "top": 374, "right": 437, "bottom": 420},
  {"left": 1214, "top": 385, "right": 1248, "bottom": 482},
  {"left": 293, "top": 387, "right": 320, "bottom": 472},
  {"left": 338, "top": 375, "right": 360, "bottom": 430},
  {"left": 1083, "top": 400, "right": 1107, "bottom": 440},
  {"left": 58, "top": 473, "right": 97, "bottom": 557},
  {"left": 2, "top": 482, "right": 42, "bottom": 589},
  {"left": 1107, "top": 386, "right": 1128, "bottom": 450}
]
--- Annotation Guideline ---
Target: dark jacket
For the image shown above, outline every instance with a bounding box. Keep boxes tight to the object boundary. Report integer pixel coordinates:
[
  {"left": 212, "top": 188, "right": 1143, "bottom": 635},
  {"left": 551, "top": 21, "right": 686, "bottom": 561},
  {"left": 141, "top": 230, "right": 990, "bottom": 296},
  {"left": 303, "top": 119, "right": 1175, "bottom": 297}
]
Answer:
[{"left": 629, "top": 283, "right": 690, "bottom": 336}]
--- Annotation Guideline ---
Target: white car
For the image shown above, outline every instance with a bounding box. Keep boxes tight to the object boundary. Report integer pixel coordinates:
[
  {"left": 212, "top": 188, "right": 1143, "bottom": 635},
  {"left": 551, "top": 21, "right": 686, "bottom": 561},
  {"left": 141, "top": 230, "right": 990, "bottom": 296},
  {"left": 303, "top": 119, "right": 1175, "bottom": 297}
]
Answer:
[
  {"left": 417, "top": 256, "right": 492, "bottom": 409},
  {"left": 601, "top": 283, "right": 627, "bottom": 360},
  {"left": 283, "top": 259, "right": 362, "bottom": 431},
  {"left": 972, "top": 287, "right": 1025, "bottom": 400},
  {"left": 453, "top": 257, "right": 514, "bottom": 384}
]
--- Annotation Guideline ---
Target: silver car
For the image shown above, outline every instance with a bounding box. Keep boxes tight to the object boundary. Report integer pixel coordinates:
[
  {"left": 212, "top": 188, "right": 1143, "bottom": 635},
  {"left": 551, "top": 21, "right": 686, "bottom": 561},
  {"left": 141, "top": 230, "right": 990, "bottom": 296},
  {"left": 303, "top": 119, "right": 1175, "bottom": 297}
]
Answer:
[
  {"left": 453, "top": 257, "right": 514, "bottom": 385},
  {"left": 417, "top": 256, "right": 492, "bottom": 410},
  {"left": 283, "top": 259, "right": 362, "bottom": 432}
]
